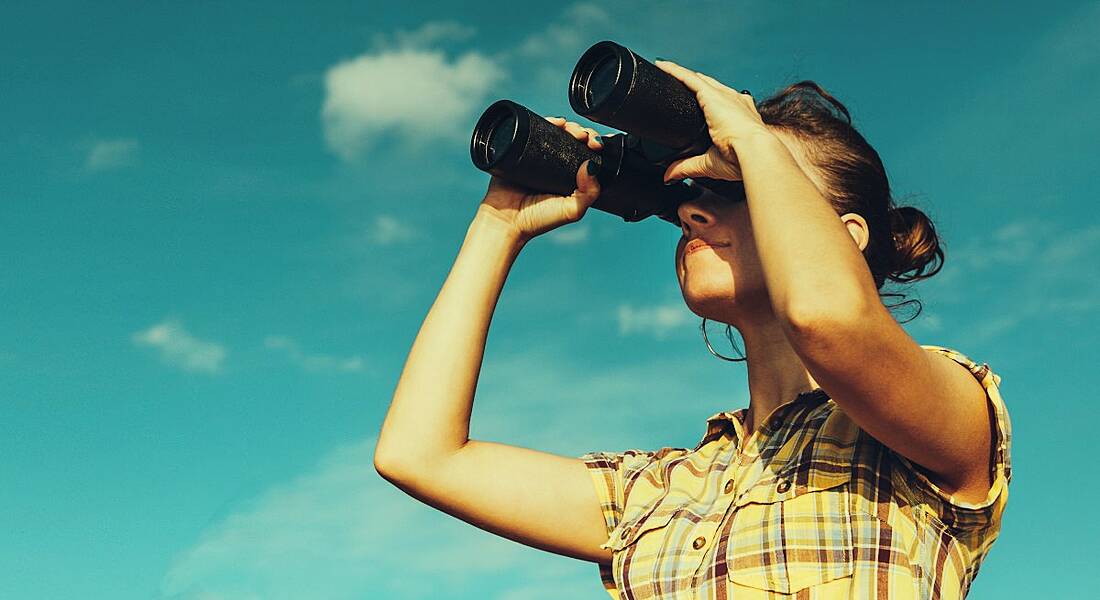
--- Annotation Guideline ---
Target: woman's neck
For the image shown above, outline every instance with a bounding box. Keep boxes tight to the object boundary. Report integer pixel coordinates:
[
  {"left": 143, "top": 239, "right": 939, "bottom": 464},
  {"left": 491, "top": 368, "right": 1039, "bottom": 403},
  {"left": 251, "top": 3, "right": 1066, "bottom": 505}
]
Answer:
[{"left": 734, "top": 313, "right": 820, "bottom": 438}]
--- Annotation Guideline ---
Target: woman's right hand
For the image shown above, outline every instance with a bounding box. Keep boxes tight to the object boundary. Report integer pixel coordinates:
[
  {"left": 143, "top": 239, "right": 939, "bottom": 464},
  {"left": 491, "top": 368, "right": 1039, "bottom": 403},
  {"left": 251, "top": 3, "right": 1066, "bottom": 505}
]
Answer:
[{"left": 476, "top": 117, "right": 603, "bottom": 244}]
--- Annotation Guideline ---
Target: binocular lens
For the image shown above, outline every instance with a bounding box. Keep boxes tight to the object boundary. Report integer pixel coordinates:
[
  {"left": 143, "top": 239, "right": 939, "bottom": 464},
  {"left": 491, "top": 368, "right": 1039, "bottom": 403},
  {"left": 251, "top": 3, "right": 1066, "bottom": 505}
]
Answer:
[
  {"left": 571, "top": 41, "right": 711, "bottom": 158},
  {"left": 485, "top": 112, "right": 517, "bottom": 165},
  {"left": 583, "top": 55, "right": 619, "bottom": 110},
  {"left": 471, "top": 99, "right": 600, "bottom": 197}
]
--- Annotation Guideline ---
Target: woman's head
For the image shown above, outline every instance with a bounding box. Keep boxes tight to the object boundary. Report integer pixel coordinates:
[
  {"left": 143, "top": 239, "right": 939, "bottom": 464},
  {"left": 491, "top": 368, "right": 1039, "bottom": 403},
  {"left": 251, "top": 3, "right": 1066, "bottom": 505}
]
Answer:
[{"left": 675, "top": 81, "right": 944, "bottom": 326}]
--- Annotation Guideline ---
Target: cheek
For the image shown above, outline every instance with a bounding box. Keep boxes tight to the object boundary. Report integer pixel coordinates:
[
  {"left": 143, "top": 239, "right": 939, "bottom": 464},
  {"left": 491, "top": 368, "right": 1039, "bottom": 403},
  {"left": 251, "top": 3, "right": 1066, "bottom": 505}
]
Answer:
[{"left": 677, "top": 245, "right": 762, "bottom": 301}]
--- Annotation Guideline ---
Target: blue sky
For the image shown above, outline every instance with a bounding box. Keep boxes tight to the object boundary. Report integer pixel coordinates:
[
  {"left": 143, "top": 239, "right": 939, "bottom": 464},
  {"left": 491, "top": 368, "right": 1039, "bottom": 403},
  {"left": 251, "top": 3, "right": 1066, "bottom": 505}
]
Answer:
[{"left": 2, "top": 2, "right": 1097, "bottom": 598}]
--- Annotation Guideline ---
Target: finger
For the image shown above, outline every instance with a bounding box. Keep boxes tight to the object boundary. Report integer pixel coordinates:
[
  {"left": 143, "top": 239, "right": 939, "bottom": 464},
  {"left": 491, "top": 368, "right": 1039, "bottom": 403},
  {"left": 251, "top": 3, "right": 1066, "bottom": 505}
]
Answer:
[
  {"left": 584, "top": 128, "right": 603, "bottom": 150},
  {"left": 664, "top": 147, "right": 742, "bottom": 182},
  {"left": 695, "top": 72, "right": 734, "bottom": 93},
  {"left": 562, "top": 121, "right": 590, "bottom": 140},
  {"left": 654, "top": 60, "right": 709, "bottom": 93},
  {"left": 545, "top": 115, "right": 566, "bottom": 123},
  {"left": 663, "top": 155, "right": 710, "bottom": 182}
]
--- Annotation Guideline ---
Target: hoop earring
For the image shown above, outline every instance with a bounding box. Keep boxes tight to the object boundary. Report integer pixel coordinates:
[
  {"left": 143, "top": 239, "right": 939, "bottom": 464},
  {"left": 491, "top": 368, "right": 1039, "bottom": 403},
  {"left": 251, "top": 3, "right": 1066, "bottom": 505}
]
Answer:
[{"left": 700, "top": 317, "right": 747, "bottom": 362}]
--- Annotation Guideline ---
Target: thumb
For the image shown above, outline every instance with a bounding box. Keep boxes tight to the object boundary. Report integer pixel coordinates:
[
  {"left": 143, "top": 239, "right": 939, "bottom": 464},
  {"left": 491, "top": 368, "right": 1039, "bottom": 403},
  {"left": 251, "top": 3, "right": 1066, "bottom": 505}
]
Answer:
[
  {"left": 570, "top": 158, "right": 602, "bottom": 211},
  {"left": 663, "top": 146, "right": 742, "bottom": 182}
]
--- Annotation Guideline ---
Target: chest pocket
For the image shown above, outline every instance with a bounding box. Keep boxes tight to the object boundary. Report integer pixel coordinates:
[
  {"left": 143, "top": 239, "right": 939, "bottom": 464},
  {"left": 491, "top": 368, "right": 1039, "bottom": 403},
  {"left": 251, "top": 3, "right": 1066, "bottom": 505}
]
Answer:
[
  {"left": 604, "top": 498, "right": 685, "bottom": 552},
  {"left": 725, "top": 462, "right": 855, "bottom": 594}
]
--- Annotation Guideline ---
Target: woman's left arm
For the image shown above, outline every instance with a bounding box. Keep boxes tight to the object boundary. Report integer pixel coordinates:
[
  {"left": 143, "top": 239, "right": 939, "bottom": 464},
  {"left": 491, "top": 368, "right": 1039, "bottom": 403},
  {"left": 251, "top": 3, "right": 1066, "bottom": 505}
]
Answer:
[{"left": 657, "top": 61, "right": 994, "bottom": 501}]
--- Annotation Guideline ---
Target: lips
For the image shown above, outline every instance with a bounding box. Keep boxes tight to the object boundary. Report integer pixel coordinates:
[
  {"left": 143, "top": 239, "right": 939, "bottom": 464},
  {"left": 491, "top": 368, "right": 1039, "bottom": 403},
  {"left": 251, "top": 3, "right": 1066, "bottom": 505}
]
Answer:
[{"left": 684, "top": 239, "right": 728, "bottom": 255}]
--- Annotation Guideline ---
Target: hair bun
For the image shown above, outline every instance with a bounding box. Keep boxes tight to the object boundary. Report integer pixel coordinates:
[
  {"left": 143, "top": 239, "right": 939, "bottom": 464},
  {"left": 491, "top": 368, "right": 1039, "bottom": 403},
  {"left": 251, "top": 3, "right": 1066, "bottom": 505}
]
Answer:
[{"left": 888, "top": 205, "right": 944, "bottom": 283}]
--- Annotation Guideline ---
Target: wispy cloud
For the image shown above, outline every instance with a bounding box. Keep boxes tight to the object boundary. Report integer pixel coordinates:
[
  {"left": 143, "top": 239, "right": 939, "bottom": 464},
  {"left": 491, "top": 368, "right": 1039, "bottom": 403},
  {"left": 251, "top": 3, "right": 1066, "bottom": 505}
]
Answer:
[
  {"left": 926, "top": 220, "right": 1100, "bottom": 343},
  {"left": 503, "top": 3, "right": 612, "bottom": 96},
  {"left": 361, "top": 214, "right": 422, "bottom": 246},
  {"left": 320, "top": 4, "right": 621, "bottom": 162},
  {"left": 546, "top": 223, "right": 590, "bottom": 245},
  {"left": 85, "top": 138, "right": 139, "bottom": 172},
  {"left": 512, "top": 3, "right": 610, "bottom": 60},
  {"left": 381, "top": 21, "right": 476, "bottom": 50},
  {"left": 132, "top": 319, "right": 226, "bottom": 374},
  {"left": 263, "top": 336, "right": 365, "bottom": 373},
  {"left": 321, "top": 21, "right": 504, "bottom": 161},
  {"left": 616, "top": 302, "right": 696, "bottom": 339},
  {"left": 161, "top": 346, "right": 733, "bottom": 599},
  {"left": 160, "top": 436, "right": 600, "bottom": 600}
]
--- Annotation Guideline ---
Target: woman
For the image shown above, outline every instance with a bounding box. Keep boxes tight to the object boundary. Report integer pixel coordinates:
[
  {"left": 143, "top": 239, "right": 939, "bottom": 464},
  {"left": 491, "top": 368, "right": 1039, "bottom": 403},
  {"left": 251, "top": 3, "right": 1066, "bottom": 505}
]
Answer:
[{"left": 374, "top": 60, "right": 1011, "bottom": 599}]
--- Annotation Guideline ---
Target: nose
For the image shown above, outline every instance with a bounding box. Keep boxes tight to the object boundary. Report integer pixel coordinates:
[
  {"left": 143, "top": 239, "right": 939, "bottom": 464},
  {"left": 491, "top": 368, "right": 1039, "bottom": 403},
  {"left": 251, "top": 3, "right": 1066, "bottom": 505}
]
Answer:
[{"left": 677, "top": 197, "right": 718, "bottom": 238}]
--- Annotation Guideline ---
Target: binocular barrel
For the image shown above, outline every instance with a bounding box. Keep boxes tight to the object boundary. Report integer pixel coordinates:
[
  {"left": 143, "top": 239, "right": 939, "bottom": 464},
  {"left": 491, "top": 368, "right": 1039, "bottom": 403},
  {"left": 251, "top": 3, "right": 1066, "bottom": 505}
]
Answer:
[
  {"left": 569, "top": 41, "right": 710, "bottom": 158},
  {"left": 469, "top": 40, "right": 747, "bottom": 226},
  {"left": 470, "top": 100, "right": 694, "bottom": 225},
  {"left": 471, "top": 100, "right": 595, "bottom": 197}
]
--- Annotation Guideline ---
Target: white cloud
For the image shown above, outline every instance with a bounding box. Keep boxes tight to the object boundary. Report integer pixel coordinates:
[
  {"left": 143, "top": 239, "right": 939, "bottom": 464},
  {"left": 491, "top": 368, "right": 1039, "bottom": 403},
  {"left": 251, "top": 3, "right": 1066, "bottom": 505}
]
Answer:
[
  {"left": 382, "top": 21, "right": 475, "bottom": 50},
  {"left": 85, "top": 138, "right": 139, "bottom": 172},
  {"left": 319, "top": 6, "right": 619, "bottom": 162},
  {"left": 160, "top": 436, "right": 600, "bottom": 600},
  {"left": 264, "top": 336, "right": 365, "bottom": 373},
  {"left": 616, "top": 302, "right": 696, "bottom": 339},
  {"left": 546, "top": 223, "right": 590, "bottom": 245},
  {"left": 132, "top": 319, "right": 226, "bottom": 374},
  {"left": 1040, "top": 224, "right": 1100, "bottom": 266},
  {"left": 512, "top": 4, "right": 610, "bottom": 60},
  {"left": 504, "top": 3, "right": 612, "bottom": 96},
  {"left": 362, "top": 214, "right": 421, "bottom": 246},
  {"left": 923, "top": 219, "right": 1100, "bottom": 342},
  {"left": 321, "top": 21, "right": 504, "bottom": 161},
  {"left": 161, "top": 345, "right": 736, "bottom": 599}
]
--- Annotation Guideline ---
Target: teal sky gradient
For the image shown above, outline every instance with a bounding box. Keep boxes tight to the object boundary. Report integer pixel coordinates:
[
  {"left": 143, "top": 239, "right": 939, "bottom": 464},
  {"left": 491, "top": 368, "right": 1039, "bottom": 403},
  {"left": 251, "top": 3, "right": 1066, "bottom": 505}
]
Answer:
[{"left": 2, "top": 2, "right": 1098, "bottom": 598}]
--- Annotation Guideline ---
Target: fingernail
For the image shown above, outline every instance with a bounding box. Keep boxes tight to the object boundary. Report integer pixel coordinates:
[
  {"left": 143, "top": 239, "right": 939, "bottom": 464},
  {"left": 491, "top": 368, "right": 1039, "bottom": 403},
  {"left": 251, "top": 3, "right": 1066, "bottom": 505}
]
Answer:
[{"left": 587, "top": 159, "right": 601, "bottom": 177}]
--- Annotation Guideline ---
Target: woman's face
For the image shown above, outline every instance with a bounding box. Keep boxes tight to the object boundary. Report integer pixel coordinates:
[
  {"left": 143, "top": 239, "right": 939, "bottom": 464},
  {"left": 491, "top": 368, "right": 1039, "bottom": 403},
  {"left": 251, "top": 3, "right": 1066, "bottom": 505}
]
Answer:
[{"left": 674, "top": 189, "right": 768, "bottom": 325}]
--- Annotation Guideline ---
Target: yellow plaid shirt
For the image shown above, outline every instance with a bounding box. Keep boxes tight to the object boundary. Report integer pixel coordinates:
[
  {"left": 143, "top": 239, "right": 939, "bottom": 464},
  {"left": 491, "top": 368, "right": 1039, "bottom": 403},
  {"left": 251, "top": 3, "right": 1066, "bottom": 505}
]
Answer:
[{"left": 581, "top": 345, "right": 1011, "bottom": 599}]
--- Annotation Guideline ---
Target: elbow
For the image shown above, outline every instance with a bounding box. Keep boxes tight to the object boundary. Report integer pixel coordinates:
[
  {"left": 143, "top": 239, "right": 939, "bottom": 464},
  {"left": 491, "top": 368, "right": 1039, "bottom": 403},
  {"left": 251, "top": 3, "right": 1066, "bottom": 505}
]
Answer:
[
  {"left": 782, "top": 292, "right": 876, "bottom": 342},
  {"left": 372, "top": 444, "right": 397, "bottom": 479},
  {"left": 372, "top": 439, "right": 410, "bottom": 483},
  {"left": 373, "top": 439, "right": 460, "bottom": 486},
  {"left": 374, "top": 448, "right": 420, "bottom": 490}
]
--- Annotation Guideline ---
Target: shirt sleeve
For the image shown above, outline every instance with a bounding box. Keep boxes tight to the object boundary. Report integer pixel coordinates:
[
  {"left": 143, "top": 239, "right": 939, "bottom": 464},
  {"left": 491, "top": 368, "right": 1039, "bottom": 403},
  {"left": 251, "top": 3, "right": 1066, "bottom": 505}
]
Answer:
[
  {"left": 578, "top": 445, "right": 694, "bottom": 541},
  {"left": 898, "top": 345, "right": 1013, "bottom": 532},
  {"left": 578, "top": 449, "right": 660, "bottom": 540}
]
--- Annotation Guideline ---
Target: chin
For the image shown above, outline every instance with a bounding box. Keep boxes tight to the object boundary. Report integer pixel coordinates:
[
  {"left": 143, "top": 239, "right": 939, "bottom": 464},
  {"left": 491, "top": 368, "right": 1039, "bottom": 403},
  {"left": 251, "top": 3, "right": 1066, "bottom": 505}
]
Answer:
[{"left": 680, "top": 278, "right": 737, "bottom": 320}]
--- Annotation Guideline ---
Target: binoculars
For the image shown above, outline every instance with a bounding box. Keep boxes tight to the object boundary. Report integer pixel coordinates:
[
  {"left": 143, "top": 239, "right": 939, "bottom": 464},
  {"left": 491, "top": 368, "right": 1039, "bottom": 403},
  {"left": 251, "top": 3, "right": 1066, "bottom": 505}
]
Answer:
[{"left": 470, "top": 40, "right": 747, "bottom": 228}]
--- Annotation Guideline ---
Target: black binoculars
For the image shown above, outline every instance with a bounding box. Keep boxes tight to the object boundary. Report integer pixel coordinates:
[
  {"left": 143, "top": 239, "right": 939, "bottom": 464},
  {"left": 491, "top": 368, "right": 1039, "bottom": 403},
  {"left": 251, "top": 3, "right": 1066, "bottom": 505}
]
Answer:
[{"left": 470, "top": 40, "right": 746, "bottom": 228}]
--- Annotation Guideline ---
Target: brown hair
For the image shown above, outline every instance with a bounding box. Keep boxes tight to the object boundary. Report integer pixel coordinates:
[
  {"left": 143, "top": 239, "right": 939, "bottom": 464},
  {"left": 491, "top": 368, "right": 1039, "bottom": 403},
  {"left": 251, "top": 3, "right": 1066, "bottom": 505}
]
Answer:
[{"left": 755, "top": 81, "right": 944, "bottom": 321}]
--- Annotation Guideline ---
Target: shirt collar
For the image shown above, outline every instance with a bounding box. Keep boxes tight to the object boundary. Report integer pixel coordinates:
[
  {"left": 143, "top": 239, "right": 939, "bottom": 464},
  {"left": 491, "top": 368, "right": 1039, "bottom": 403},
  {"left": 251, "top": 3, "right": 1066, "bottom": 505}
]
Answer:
[{"left": 704, "top": 388, "right": 830, "bottom": 425}]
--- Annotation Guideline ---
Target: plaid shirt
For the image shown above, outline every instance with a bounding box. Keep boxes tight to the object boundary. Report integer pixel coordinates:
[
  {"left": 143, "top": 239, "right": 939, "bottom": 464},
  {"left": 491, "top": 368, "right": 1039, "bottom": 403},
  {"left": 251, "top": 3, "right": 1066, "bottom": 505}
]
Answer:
[{"left": 581, "top": 345, "right": 1011, "bottom": 599}]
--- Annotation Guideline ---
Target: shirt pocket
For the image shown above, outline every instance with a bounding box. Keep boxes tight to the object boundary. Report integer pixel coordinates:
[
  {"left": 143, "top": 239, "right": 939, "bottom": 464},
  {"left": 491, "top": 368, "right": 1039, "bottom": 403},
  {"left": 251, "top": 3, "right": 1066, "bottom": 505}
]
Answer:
[
  {"left": 725, "top": 465, "right": 855, "bottom": 594},
  {"left": 602, "top": 497, "right": 686, "bottom": 552}
]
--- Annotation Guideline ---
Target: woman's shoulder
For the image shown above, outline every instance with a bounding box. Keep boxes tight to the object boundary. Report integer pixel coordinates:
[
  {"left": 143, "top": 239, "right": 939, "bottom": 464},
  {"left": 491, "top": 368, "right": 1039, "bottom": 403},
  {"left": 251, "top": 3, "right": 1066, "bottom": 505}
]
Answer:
[{"left": 918, "top": 344, "right": 1003, "bottom": 388}]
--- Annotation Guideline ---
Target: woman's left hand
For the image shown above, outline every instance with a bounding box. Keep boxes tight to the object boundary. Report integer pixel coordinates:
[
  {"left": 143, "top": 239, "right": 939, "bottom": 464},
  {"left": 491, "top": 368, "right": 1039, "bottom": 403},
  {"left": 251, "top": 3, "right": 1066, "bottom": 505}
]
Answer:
[{"left": 655, "top": 59, "right": 773, "bottom": 183}]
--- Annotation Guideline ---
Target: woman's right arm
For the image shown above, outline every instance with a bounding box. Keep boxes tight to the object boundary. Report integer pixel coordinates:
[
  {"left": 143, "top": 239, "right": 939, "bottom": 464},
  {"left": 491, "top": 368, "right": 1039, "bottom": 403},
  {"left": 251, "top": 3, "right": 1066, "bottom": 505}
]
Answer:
[{"left": 373, "top": 120, "right": 615, "bottom": 564}]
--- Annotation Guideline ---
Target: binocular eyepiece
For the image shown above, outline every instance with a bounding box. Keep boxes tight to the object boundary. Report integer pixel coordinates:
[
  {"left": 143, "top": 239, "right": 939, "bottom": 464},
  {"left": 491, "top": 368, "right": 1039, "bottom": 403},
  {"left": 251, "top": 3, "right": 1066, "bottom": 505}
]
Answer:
[{"left": 471, "top": 40, "right": 747, "bottom": 227}]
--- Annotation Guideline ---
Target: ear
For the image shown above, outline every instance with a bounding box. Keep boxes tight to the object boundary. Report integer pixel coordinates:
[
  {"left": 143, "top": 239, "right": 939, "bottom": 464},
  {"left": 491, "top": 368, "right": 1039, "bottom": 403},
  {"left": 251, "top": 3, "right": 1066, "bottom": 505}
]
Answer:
[{"left": 840, "top": 212, "right": 869, "bottom": 252}]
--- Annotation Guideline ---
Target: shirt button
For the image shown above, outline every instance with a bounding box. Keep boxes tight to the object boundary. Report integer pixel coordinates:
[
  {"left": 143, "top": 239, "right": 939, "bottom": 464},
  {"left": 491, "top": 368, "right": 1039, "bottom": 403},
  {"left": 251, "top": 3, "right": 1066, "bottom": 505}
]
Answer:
[
  {"left": 777, "top": 479, "right": 791, "bottom": 493},
  {"left": 723, "top": 479, "right": 734, "bottom": 494},
  {"left": 692, "top": 536, "right": 706, "bottom": 550},
  {"left": 768, "top": 417, "right": 783, "bottom": 430}
]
